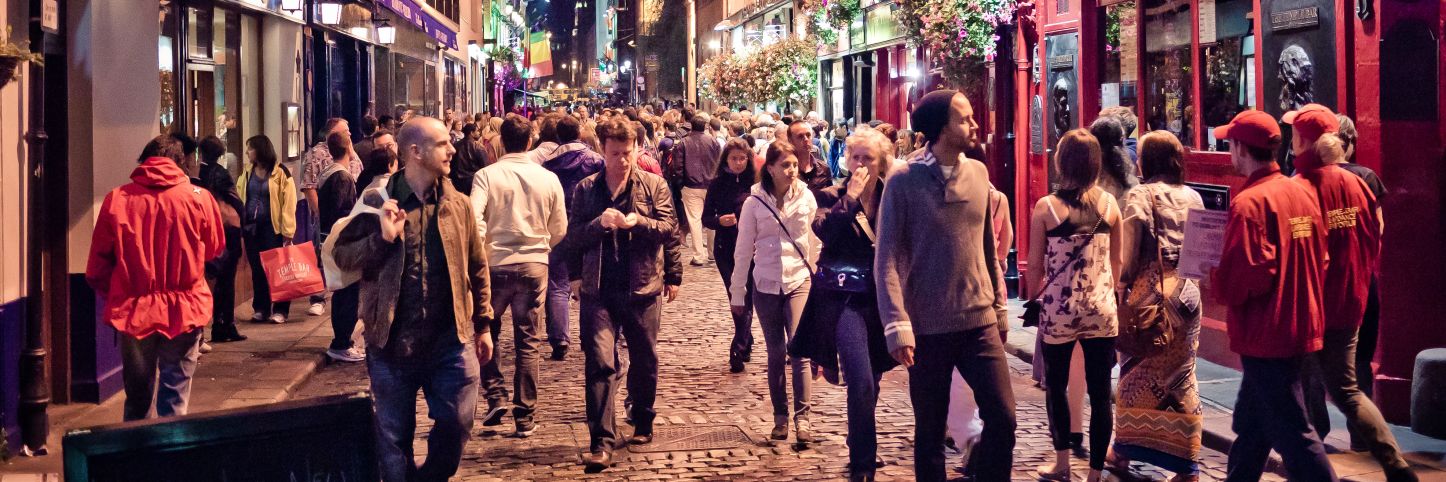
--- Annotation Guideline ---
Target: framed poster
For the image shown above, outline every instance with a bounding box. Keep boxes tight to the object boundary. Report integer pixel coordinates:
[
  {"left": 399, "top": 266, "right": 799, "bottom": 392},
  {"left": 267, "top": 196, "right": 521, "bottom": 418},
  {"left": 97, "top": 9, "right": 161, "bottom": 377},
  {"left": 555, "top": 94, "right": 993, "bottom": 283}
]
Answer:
[
  {"left": 1260, "top": 0, "right": 1336, "bottom": 118},
  {"left": 284, "top": 102, "right": 303, "bottom": 161}
]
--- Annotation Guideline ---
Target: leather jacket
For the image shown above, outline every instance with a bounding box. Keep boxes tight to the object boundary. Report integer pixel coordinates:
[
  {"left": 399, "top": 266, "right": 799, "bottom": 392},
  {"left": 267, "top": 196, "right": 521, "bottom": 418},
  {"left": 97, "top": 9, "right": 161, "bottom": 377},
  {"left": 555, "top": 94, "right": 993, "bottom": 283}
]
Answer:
[{"left": 565, "top": 168, "right": 683, "bottom": 299}]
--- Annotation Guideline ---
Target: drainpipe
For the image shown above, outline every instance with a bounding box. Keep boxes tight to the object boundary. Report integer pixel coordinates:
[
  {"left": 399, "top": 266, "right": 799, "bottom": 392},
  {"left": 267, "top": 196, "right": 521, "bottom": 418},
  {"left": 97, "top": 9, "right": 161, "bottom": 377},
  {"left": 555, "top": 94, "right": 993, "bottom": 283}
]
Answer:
[{"left": 19, "top": 0, "right": 51, "bottom": 456}]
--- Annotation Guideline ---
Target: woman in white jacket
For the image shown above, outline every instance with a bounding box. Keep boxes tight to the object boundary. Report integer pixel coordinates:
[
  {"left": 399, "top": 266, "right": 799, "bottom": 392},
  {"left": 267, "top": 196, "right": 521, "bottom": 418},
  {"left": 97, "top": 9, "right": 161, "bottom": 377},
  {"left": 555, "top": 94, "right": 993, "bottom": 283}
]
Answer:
[{"left": 730, "top": 141, "right": 819, "bottom": 445}]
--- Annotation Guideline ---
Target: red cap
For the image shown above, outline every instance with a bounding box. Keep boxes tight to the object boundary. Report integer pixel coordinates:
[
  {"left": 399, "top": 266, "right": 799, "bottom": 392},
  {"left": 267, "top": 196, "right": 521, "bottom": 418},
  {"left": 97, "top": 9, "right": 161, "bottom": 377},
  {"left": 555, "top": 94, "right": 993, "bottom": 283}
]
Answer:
[
  {"left": 1282, "top": 103, "right": 1339, "bottom": 140},
  {"left": 1212, "top": 110, "right": 1281, "bottom": 150}
]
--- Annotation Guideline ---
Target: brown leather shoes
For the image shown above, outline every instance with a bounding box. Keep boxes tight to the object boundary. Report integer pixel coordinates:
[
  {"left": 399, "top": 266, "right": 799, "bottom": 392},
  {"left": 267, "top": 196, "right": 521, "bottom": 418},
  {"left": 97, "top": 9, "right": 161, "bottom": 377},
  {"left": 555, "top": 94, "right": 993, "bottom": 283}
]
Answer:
[{"left": 582, "top": 450, "right": 613, "bottom": 473}]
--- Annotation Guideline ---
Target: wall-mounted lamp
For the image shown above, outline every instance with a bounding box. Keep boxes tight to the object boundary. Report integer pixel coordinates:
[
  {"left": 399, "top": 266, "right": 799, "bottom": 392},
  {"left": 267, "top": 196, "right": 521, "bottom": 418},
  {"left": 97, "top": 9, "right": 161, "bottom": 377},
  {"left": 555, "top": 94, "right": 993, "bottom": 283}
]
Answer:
[
  {"left": 376, "top": 18, "right": 396, "bottom": 44},
  {"left": 320, "top": 1, "right": 344, "bottom": 25}
]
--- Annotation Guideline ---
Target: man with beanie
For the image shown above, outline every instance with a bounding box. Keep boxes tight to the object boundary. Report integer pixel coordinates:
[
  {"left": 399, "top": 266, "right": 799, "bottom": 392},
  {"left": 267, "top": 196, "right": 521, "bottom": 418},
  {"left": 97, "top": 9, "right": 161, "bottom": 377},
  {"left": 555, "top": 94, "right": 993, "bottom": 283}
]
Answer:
[
  {"left": 874, "top": 90, "right": 1015, "bottom": 482},
  {"left": 1211, "top": 110, "right": 1337, "bottom": 482},
  {"left": 1285, "top": 105, "right": 1414, "bottom": 481}
]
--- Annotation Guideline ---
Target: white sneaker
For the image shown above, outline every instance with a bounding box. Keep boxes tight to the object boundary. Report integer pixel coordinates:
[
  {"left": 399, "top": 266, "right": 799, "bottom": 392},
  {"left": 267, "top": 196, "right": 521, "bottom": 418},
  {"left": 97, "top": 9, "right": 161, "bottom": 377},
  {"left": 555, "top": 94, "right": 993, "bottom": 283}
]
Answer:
[
  {"left": 307, "top": 302, "right": 325, "bottom": 316},
  {"left": 269, "top": 313, "right": 287, "bottom": 324},
  {"left": 326, "top": 346, "right": 366, "bottom": 362},
  {"left": 199, "top": 341, "right": 213, "bottom": 354},
  {"left": 251, "top": 312, "right": 265, "bottom": 323}
]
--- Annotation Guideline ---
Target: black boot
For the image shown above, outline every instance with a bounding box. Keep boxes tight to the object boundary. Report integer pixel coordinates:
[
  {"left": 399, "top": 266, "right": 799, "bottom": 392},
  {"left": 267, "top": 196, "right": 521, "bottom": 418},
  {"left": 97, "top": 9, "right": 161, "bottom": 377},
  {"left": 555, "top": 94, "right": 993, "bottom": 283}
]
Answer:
[{"left": 211, "top": 323, "right": 248, "bottom": 343}]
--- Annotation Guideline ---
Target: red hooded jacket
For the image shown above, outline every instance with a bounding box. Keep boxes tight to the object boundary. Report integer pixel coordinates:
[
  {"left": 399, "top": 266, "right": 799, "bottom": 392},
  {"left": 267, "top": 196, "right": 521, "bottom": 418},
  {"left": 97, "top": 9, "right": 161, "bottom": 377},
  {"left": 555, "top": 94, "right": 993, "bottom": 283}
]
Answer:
[
  {"left": 1295, "top": 161, "right": 1381, "bottom": 331},
  {"left": 86, "top": 157, "right": 226, "bottom": 339},
  {"left": 1212, "top": 166, "right": 1329, "bottom": 358}
]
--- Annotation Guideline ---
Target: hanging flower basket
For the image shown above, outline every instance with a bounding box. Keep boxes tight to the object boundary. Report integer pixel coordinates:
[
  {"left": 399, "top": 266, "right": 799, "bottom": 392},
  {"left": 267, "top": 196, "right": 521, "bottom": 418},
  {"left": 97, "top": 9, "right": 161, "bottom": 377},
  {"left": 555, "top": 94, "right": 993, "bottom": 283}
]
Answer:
[
  {"left": 700, "top": 38, "right": 818, "bottom": 107},
  {"left": 0, "top": 26, "right": 43, "bottom": 89},
  {"left": 896, "top": 0, "right": 1015, "bottom": 89}
]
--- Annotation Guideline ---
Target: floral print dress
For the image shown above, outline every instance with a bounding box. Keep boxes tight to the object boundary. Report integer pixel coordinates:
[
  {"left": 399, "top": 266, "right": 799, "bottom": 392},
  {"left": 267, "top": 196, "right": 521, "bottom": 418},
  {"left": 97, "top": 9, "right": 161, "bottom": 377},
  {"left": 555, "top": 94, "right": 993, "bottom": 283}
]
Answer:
[{"left": 1039, "top": 196, "right": 1119, "bottom": 344}]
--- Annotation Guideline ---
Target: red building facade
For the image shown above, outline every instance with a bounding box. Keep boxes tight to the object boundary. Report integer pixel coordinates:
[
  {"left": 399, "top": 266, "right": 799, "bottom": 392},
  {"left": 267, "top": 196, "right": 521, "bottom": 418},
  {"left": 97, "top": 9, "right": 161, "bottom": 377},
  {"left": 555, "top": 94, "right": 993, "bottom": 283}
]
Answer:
[{"left": 1009, "top": 0, "right": 1444, "bottom": 422}]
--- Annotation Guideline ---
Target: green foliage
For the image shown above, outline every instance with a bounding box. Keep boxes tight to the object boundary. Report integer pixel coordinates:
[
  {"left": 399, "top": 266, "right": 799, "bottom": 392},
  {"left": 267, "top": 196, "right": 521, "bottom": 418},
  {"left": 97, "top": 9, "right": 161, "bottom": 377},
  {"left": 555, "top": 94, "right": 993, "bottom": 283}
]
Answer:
[
  {"left": 0, "top": 26, "right": 43, "bottom": 66},
  {"left": 701, "top": 39, "right": 818, "bottom": 106},
  {"left": 896, "top": 0, "right": 1014, "bottom": 87}
]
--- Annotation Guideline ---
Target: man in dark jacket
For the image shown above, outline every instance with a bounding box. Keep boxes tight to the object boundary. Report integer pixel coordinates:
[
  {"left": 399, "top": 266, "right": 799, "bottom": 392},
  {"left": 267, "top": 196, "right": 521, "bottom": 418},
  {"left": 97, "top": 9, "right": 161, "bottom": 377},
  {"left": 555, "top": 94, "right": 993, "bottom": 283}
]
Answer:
[
  {"left": 450, "top": 123, "right": 492, "bottom": 195},
  {"left": 543, "top": 114, "right": 606, "bottom": 361},
  {"left": 567, "top": 118, "right": 681, "bottom": 472},
  {"left": 679, "top": 113, "right": 721, "bottom": 266},
  {"left": 193, "top": 135, "right": 247, "bottom": 343},
  {"left": 788, "top": 121, "right": 835, "bottom": 203}
]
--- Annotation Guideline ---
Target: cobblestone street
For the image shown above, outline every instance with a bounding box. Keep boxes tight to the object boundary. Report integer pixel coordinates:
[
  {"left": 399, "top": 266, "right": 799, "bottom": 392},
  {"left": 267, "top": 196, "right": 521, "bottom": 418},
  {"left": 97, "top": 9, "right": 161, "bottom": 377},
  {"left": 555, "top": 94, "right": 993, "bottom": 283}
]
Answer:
[{"left": 295, "top": 263, "right": 1279, "bottom": 481}]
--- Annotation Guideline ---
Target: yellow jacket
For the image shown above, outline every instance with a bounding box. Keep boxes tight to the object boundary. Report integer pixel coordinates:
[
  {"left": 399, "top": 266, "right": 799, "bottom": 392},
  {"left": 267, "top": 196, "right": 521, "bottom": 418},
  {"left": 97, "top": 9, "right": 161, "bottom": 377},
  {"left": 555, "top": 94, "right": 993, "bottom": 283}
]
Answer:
[{"left": 236, "top": 163, "right": 298, "bottom": 238}]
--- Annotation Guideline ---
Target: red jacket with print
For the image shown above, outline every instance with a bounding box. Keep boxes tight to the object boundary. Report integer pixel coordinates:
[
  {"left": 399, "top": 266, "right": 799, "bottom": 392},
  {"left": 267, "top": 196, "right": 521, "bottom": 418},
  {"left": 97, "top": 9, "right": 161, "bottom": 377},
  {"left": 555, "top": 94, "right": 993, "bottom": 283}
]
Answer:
[
  {"left": 1295, "top": 164, "right": 1380, "bottom": 331},
  {"left": 86, "top": 157, "right": 226, "bottom": 339},
  {"left": 1212, "top": 167, "right": 1328, "bottom": 359}
]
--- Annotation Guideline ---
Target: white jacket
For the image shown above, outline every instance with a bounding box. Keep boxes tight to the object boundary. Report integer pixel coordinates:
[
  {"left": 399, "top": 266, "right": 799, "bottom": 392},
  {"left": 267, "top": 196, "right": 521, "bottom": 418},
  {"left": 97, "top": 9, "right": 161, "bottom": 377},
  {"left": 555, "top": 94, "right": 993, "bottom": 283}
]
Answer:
[
  {"left": 730, "top": 180, "right": 818, "bottom": 305},
  {"left": 470, "top": 153, "right": 568, "bottom": 267}
]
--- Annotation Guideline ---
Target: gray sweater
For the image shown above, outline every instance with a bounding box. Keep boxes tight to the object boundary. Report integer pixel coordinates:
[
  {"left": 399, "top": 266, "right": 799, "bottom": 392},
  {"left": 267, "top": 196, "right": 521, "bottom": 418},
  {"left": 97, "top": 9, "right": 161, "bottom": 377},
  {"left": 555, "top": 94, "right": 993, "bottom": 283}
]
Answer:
[{"left": 873, "top": 152, "right": 1004, "bottom": 352}]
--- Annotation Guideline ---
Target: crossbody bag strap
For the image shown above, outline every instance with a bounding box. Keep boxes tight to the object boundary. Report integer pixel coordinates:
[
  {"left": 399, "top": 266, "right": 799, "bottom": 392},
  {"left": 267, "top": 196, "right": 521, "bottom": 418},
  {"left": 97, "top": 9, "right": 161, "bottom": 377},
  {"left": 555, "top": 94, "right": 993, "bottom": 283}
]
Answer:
[
  {"left": 1027, "top": 197, "right": 1107, "bottom": 302},
  {"left": 752, "top": 194, "right": 815, "bottom": 276},
  {"left": 1146, "top": 187, "right": 1173, "bottom": 303},
  {"left": 855, "top": 212, "right": 877, "bottom": 244}
]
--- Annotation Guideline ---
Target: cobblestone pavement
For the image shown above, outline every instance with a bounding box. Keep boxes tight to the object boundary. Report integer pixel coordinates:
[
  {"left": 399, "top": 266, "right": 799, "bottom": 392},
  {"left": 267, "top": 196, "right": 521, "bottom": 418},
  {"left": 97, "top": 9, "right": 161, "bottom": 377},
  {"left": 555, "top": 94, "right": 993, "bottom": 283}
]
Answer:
[{"left": 295, "top": 263, "right": 1282, "bottom": 481}]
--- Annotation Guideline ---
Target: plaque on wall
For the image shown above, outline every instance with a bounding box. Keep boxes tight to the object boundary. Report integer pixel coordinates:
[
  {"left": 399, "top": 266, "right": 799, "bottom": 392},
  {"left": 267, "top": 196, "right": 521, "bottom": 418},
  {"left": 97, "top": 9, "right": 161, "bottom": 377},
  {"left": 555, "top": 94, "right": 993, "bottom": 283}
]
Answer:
[
  {"left": 1030, "top": 95, "right": 1045, "bottom": 154},
  {"left": 1260, "top": 0, "right": 1336, "bottom": 120},
  {"left": 1044, "top": 33, "right": 1080, "bottom": 155}
]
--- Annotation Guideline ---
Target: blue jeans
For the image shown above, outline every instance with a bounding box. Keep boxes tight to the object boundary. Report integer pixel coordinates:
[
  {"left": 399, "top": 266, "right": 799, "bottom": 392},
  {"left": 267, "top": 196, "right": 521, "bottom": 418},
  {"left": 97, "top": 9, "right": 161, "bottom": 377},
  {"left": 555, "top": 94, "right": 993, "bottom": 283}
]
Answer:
[
  {"left": 1226, "top": 356, "right": 1338, "bottom": 482},
  {"left": 367, "top": 338, "right": 480, "bottom": 482},
  {"left": 121, "top": 328, "right": 202, "bottom": 421},
  {"left": 837, "top": 306, "right": 883, "bottom": 477},
  {"left": 546, "top": 251, "right": 571, "bottom": 349}
]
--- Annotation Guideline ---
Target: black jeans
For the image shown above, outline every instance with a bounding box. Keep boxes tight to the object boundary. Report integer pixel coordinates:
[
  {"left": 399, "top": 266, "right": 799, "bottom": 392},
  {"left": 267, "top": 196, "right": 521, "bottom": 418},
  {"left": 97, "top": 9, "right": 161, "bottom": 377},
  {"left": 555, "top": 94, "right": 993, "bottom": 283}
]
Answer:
[
  {"left": 715, "top": 255, "right": 754, "bottom": 360},
  {"left": 910, "top": 326, "right": 1017, "bottom": 482},
  {"left": 1042, "top": 336, "right": 1116, "bottom": 470},
  {"left": 580, "top": 294, "right": 661, "bottom": 452},
  {"left": 1226, "top": 356, "right": 1338, "bottom": 482},
  {"left": 211, "top": 225, "right": 242, "bottom": 327},
  {"left": 243, "top": 225, "right": 292, "bottom": 318},
  {"left": 330, "top": 283, "right": 360, "bottom": 350},
  {"left": 1303, "top": 327, "right": 1410, "bottom": 470}
]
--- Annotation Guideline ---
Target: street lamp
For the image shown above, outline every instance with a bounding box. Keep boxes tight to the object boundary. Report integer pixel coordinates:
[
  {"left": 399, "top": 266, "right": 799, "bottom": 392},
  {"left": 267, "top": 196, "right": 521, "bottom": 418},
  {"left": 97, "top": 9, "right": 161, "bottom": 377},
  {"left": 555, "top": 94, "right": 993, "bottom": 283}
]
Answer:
[
  {"left": 281, "top": 0, "right": 303, "bottom": 13},
  {"left": 376, "top": 18, "right": 396, "bottom": 44},
  {"left": 319, "top": 1, "right": 344, "bottom": 25},
  {"left": 708, "top": 39, "right": 720, "bottom": 50}
]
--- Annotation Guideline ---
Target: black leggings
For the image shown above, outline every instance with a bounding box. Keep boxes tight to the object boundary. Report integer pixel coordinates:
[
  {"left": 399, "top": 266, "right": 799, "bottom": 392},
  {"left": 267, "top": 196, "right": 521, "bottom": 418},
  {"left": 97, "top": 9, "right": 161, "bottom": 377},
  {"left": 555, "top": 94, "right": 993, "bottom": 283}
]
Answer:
[{"left": 1042, "top": 336, "right": 1116, "bottom": 470}]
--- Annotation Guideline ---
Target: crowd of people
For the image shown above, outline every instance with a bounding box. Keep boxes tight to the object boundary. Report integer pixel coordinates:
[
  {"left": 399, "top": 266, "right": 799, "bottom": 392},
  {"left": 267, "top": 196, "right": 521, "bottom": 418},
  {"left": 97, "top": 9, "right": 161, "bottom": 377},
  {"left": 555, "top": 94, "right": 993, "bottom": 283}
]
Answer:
[{"left": 81, "top": 88, "right": 1415, "bottom": 482}]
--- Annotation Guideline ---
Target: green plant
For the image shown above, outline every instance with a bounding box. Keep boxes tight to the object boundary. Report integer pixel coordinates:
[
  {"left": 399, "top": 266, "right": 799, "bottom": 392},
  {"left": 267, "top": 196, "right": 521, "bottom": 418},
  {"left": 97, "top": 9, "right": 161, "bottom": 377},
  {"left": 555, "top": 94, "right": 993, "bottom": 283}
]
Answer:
[
  {"left": 700, "top": 38, "right": 818, "bottom": 106},
  {"left": 0, "top": 26, "right": 43, "bottom": 66}
]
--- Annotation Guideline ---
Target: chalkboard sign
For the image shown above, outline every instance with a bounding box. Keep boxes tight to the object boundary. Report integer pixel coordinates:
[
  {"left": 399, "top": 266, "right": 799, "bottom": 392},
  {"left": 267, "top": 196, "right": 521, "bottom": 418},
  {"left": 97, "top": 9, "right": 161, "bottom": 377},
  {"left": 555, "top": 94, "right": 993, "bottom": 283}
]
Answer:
[{"left": 63, "top": 393, "right": 377, "bottom": 482}]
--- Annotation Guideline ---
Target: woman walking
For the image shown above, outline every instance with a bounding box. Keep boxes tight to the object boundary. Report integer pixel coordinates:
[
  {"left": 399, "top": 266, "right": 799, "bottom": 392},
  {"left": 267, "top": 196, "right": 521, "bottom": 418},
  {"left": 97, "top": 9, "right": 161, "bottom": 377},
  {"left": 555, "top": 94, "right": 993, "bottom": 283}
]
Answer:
[
  {"left": 790, "top": 128, "right": 901, "bottom": 481},
  {"left": 1107, "top": 131, "right": 1205, "bottom": 482},
  {"left": 236, "top": 135, "right": 298, "bottom": 324},
  {"left": 703, "top": 138, "right": 760, "bottom": 373},
  {"left": 730, "top": 142, "right": 819, "bottom": 445},
  {"left": 1027, "top": 129, "right": 1123, "bottom": 482}
]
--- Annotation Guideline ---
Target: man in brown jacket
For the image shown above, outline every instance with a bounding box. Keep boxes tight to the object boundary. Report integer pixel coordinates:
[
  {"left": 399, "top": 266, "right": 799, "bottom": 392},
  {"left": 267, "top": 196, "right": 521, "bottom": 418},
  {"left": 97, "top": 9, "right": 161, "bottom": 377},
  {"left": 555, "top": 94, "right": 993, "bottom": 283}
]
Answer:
[{"left": 332, "top": 116, "right": 494, "bottom": 482}]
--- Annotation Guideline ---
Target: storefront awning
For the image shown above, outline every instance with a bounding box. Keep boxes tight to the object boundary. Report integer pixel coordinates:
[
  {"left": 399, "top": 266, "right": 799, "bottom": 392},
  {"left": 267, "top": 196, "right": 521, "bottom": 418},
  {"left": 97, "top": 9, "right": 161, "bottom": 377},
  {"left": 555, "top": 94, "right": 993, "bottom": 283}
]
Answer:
[{"left": 377, "top": 0, "right": 458, "bottom": 50}]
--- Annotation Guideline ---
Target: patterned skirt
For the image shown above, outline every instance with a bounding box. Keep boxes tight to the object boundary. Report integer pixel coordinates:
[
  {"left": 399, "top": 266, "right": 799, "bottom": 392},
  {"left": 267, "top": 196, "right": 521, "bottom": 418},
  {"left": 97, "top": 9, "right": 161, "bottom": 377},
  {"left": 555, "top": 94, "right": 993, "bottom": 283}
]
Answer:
[{"left": 1113, "top": 285, "right": 1203, "bottom": 464}]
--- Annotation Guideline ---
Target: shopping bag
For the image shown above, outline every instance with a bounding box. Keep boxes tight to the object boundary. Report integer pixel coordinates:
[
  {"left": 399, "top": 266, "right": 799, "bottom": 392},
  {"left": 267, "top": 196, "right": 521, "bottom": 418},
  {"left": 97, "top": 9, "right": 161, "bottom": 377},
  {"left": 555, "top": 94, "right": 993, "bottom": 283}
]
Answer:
[
  {"left": 321, "top": 178, "right": 391, "bottom": 291},
  {"left": 260, "top": 242, "right": 327, "bottom": 302}
]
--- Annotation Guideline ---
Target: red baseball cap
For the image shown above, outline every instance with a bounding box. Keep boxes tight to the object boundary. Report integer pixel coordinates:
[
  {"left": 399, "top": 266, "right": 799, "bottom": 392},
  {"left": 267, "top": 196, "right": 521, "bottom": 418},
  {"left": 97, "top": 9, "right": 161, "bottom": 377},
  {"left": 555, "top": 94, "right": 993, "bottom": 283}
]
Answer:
[
  {"left": 1282, "top": 103, "right": 1340, "bottom": 140},
  {"left": 1212, "top": 110, "right": 1281, "bottom": 150}
]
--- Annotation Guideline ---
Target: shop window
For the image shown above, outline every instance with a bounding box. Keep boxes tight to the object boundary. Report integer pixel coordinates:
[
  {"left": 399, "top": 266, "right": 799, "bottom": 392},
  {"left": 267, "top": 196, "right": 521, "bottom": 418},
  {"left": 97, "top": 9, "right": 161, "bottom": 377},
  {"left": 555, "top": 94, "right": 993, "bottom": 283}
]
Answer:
[
  {"left": 1099, "top": 1, "right": 1139, "bottom": 112},
  {"left": 1199, "top": 0, "right": 1255, "bottom": 151},
  {"left": 160, "top": 4, "right": 180, "bottom": 134},
  {"left": 1143, "top": 0, "right": 1194, "bottom": 145}
]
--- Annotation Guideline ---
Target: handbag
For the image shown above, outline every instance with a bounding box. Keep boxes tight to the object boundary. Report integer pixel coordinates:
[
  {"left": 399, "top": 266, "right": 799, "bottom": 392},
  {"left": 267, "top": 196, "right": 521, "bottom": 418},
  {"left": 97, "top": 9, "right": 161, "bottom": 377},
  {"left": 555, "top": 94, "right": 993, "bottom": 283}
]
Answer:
[
  {"left": 1117, "top": 188, "right": 1181, "bottom": 357},
  {"left": 814, "top": 212, "right": 876, "bottom": 293},
  {"left": 260, "top": 241, "right": 328, "bottom": 303},
  {"left": 1020, "top": 203, "right": 1106, "bottom": 328}
]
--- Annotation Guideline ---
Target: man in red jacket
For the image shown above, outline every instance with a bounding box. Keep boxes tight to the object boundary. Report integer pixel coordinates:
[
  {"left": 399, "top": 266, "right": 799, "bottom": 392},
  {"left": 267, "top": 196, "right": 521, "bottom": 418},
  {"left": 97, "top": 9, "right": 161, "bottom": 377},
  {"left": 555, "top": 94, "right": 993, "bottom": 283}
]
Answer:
[
  {"left": 1287, "top": 104, "right": 1416, "bottom": 482},
  {"left": 1211, "top": 110, "right": 1337, "bottom": 482},
  {"left": 86, "top": 135, "right": 225, "bottom": 421}
]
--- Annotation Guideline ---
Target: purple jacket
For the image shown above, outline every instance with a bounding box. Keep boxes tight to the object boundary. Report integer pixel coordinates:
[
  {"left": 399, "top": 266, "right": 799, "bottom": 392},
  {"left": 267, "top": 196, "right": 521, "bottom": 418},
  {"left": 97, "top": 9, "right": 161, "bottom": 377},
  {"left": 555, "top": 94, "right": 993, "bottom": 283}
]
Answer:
[{"left": 543, "top": 142, "right": 606, "bottom": 208}]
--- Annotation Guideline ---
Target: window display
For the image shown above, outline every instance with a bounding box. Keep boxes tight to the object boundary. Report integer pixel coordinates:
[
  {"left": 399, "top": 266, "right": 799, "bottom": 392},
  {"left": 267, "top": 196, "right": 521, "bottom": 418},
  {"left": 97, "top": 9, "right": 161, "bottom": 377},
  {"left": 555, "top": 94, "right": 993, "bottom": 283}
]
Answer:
[
  {"left": 1199, "top": 0, "right": 1255, "bottom": 151},
  {"left": 1144, "top": 0, "right": 1194, "bottom": 145},
  {"left": 1099, "top": 1, "right": 1138, "bottom": 111}
]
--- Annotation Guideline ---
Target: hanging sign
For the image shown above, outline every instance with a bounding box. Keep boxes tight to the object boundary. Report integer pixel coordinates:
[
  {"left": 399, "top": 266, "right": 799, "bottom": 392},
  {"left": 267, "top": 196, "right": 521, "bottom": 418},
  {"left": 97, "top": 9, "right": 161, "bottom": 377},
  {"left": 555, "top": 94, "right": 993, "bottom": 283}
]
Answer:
[{"left": 42, "top": 0, "right": 59, "bottom": 33}]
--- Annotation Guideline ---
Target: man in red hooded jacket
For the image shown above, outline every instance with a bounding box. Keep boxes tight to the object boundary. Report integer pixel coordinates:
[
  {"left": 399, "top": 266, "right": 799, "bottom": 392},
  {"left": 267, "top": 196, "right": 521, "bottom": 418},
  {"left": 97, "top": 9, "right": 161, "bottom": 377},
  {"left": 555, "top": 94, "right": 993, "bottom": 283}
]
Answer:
[
  {"left": 1210, "top": 110, "right": 1337, "bottom": 482},
  {"left": 86, "top": 135, "right": 225, "bottom": 421},
  {"left": 1286, "top": 104, "right": 1416, "bottom": 482}
]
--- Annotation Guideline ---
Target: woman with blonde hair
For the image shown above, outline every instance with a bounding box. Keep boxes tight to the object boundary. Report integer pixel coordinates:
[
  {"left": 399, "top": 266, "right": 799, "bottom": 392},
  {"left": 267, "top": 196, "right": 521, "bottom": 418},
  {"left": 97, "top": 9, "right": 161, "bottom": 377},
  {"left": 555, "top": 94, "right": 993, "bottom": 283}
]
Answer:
[
  {"left": 791, "top": 128, "right": 903, "bottom": 480},
  {"left": 1027, "top": 129, "right": 1123, "bottom": 482}
]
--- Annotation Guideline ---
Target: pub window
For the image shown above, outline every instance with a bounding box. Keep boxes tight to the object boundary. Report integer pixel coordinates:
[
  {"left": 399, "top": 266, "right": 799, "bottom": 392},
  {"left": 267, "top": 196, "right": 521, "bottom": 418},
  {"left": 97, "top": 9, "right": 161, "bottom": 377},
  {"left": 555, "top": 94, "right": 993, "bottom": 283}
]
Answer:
[
  {"left": 1099, "top": 1, "right": 1139, "bottom": 112},
  {"left": 1143, "top": 0, "right": 1194, "bottom": 145},
  {"left": 1200, "top": 0, "right": 1256, "bottom": 151}
]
